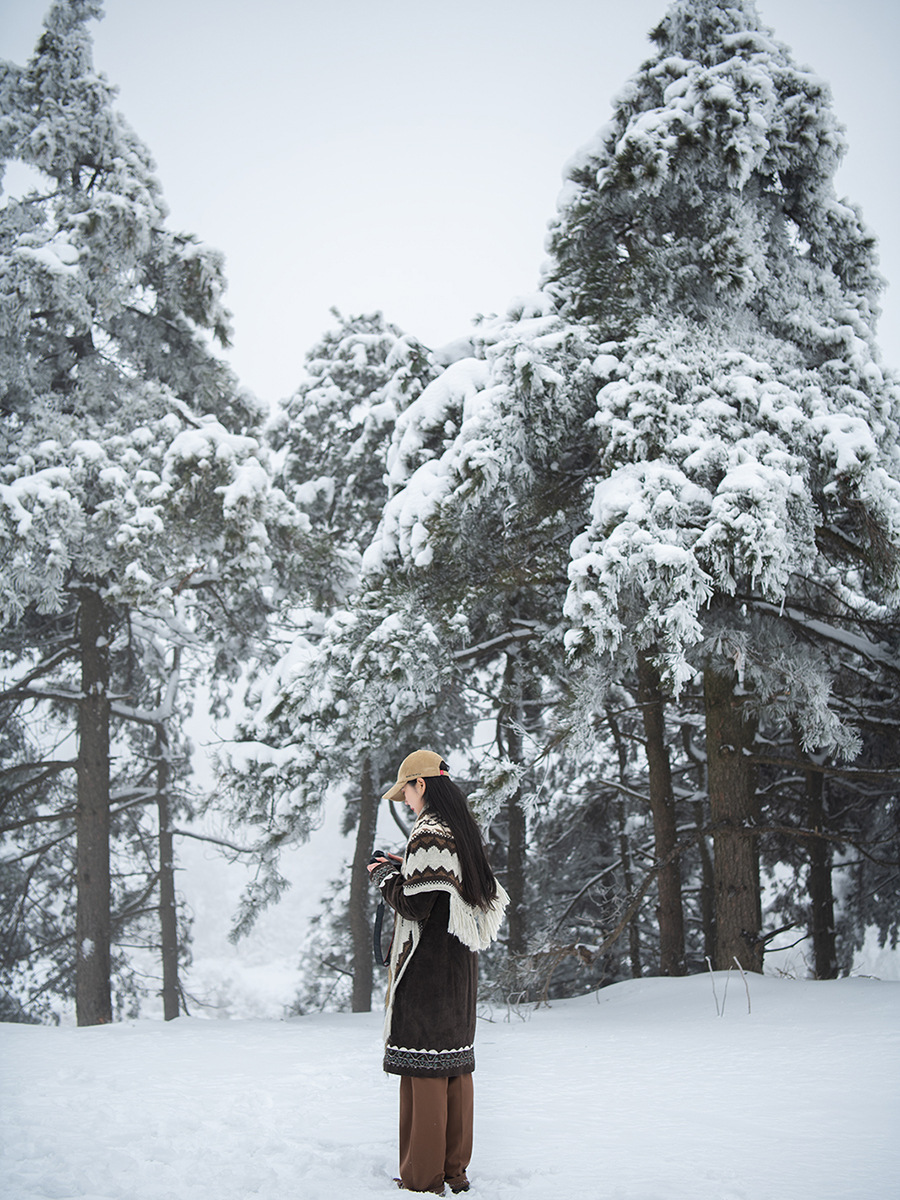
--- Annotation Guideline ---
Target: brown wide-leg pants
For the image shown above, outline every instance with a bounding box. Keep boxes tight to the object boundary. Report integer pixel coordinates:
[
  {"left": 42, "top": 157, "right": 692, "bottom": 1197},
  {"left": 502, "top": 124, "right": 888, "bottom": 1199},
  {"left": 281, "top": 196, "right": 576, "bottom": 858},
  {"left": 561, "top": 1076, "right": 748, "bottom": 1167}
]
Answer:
[{"left": 398, "top": 1073, "right": 474, "bottom": 1193}]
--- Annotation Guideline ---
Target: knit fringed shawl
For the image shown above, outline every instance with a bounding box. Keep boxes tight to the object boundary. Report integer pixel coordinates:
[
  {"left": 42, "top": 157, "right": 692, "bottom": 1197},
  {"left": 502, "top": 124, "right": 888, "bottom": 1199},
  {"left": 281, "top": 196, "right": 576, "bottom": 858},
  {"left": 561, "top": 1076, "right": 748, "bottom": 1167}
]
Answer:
[{"left": 382, "top": 810, "right": 509, "bottom": 1049}]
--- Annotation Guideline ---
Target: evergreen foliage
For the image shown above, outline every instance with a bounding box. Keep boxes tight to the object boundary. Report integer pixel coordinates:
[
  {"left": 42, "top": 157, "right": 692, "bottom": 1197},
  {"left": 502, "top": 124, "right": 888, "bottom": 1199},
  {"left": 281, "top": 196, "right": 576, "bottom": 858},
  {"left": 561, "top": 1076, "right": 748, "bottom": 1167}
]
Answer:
[
  {"left": 550, "top": 0, "right": 900, "bottom": 972},
  {"left": 269, "top": 310, "right": 440, "bottom": 605},
  {"left": 0, "top": 1, "right": 302, "bottom": 1022},
  {"left": 4, "top": 0, "right": 898, "bottom": 1018},
  {"left": 219, "top": 312, "right": 467, "bottom": 1003},
  {"left": 354, "top": 0, "right": 900, "bottom": 985}
]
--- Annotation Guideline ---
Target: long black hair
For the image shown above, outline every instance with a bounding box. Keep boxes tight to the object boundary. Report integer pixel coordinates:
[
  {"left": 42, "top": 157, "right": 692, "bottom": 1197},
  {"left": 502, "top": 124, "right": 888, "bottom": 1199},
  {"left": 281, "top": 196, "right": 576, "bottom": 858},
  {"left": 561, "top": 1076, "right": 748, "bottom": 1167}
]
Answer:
[{"left": 421, "top": 764, "right": 497, "bottom": 911}]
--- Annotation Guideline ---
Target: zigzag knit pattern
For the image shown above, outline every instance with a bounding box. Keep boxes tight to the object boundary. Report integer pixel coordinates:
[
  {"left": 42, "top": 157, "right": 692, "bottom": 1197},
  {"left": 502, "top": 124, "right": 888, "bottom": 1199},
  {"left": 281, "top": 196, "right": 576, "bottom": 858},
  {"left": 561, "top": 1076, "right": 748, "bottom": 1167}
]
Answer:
[{"left": 400, "top": 813, "right": 509, "bottom": 952}]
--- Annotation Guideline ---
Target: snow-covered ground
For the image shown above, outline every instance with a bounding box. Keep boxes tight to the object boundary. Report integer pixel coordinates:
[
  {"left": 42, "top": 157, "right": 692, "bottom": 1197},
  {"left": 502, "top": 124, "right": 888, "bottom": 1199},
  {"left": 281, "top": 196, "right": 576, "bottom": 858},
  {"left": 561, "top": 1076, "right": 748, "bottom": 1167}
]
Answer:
[{"left": 3, "top": 973, "right": 897, "bottom": 1200}]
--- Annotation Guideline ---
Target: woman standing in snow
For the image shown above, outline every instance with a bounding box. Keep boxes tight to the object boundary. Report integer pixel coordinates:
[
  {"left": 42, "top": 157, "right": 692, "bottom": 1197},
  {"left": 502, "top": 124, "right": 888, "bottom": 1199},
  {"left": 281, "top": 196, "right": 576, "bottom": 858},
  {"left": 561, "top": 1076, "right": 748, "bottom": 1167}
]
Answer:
[{"left": 368, "top": 750, "right": 508, "bottom": 1195}]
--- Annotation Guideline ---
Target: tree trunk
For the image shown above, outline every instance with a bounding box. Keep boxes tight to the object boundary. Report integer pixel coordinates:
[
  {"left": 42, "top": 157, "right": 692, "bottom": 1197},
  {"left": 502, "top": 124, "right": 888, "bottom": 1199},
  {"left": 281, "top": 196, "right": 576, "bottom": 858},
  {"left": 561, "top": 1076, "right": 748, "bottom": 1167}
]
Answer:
[
  {"left": 704, "top": 666, "right": 762, "bottom": 973},
  {"left": 500, "top": 656, "right": 528, "bottom": 964},
  {"left": 155, "top": 722, "right": 182, "bottom": 1020},
  {"left": 637, "top": 652, "right": 685, "bottom": 975},
  {"left": 615, "top": 794, "right": 643, "bottom": 977},
  {"left": 75, "top": 587, "right": 112, "bottom": 1025},
  {"left": 805, "top": 767, "right": 837, "bottom": 979},
  {"left": 605, "top": 703, "right": 641, "bottom": 977},
  {"left": 349, "top": 755, "right": 379, "bottom": 1012},
  {"left": 692, "top": 798, "right": 716, "bottom": 964},
  {"left": 506, "top": 789, "right": 527, "bottom": 959}
]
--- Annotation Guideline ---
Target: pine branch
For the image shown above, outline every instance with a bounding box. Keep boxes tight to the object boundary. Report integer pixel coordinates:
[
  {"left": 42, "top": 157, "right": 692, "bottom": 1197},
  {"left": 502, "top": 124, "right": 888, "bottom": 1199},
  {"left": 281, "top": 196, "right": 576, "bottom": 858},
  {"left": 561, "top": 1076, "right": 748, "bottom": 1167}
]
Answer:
[
  {"left": 171, "top": 828, "right": 254, "bottom": 854},
  {"left": 112, "top": 880, "right": 161, "bottom": 929},
  {"left": 0, "top": 825, "right": 75, "bottom": 866},
  {"left": 0, "top": 759, "right": 75, "bottom": 807},
  {"left": 3, "top": 684, "right": 82, "bottom": 706},
  {"left": 452, "top": 623, "right": 541, "bottom": 665},
  {"left": 748, "top": 599, "right": 900, "bottom": 674},
  {"left": 0, "top": 641, "right": 79, "bottom": 702},
  {"left": 552, "top": 859, "right": 624, "bottom": 935},
  {"left": 0, "top": 792, "right": 158, "bottom": 842},
  {"left": 747, "top": 753, "right": 900, "bottom": 781}
]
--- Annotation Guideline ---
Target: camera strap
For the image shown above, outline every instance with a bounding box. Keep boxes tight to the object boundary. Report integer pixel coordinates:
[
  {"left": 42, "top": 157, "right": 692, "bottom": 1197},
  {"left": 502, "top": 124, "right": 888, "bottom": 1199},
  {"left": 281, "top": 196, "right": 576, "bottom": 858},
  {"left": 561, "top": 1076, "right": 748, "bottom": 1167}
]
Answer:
[{"left": 373, "top": 899, "right": 390, "bottom": 966}]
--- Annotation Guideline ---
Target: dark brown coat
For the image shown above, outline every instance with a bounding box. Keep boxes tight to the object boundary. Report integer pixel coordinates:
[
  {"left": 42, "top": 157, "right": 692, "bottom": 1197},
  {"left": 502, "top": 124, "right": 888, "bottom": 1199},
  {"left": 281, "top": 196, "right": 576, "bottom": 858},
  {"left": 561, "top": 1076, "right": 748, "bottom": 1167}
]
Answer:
[
  {"left": 373, "top": 809, "right": 507, "bottom": 1077},
  {"left": 379, "top": 874, "right": 478, "bottom": 1077}
]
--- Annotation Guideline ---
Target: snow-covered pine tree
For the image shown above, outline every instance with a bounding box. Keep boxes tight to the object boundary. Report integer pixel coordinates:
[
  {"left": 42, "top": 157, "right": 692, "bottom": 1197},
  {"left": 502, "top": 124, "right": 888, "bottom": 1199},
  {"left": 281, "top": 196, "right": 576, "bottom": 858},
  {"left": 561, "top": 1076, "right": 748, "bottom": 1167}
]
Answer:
[
  {"left": 0, "top": 1, "right": 300, "bottom": 1023},
  {"left": 221, "top": 312, "right": 459, "bottom": 1012},
  {"left": 551, "top": 0, "right": 900, "bottom": 971},
  {"left": 269, "top": 310, "right": 440, "bottom": 604},
  {"left": 361, "top": 297, "right": 605, "bottom": 984}
]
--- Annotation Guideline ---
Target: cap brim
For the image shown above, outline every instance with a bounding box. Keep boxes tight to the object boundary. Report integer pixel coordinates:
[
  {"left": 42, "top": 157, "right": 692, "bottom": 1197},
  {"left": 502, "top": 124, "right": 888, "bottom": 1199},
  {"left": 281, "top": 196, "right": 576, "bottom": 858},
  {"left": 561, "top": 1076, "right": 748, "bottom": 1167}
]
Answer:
[{"left": 382, "top": 781, "right": 405, "bottom": 802}]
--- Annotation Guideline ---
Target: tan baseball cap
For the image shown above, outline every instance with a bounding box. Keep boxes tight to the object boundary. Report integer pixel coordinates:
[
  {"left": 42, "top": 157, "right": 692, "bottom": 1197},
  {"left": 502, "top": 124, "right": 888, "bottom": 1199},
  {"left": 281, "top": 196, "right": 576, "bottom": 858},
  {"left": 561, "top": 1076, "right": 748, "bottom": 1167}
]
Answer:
[{"left": 382, "top": 749, "right": 448, "bottom": 801}]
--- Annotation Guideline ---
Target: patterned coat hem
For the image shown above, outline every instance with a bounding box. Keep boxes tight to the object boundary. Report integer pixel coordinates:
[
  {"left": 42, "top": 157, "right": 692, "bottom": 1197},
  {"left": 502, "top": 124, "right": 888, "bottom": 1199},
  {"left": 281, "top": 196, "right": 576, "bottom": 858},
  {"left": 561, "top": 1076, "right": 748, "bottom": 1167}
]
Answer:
[{"left": 383, "top": 1043, "right": 475, "bottom": 1076}]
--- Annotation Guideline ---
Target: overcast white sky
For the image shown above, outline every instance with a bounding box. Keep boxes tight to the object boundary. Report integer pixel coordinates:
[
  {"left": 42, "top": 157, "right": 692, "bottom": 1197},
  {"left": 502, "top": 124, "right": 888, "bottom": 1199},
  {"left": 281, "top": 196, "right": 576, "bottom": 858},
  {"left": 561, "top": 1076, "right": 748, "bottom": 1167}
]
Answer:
[{"left": 3, "top": 0, "right": 899, "bottom": 406}]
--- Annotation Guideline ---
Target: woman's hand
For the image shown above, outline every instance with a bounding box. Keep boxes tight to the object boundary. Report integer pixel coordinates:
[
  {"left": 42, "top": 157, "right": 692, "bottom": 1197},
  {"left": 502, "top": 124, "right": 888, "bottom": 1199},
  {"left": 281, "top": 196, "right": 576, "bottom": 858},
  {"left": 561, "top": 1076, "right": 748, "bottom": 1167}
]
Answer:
[{"left": 367, "top": 851, "right": 402, "bottom": 876}]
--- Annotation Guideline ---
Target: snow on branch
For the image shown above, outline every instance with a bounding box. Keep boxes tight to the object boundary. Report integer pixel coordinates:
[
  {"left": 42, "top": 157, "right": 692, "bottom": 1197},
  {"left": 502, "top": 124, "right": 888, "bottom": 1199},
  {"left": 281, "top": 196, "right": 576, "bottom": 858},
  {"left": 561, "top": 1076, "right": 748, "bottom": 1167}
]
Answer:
[
  {"left": 452, "top": 622, "right": 541, "bottom": 664},
  {"left": 172, "top": 828, "right": 255, "bottom": 855},
  {"left": 750, "top": 600, "right": 900, "bottom": 673}
]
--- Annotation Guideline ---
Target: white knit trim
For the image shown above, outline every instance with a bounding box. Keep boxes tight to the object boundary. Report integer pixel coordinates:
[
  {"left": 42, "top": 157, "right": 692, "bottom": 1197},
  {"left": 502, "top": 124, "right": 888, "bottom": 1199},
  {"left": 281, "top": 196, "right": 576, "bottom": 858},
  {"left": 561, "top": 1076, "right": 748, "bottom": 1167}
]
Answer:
[
  {"left": 383, "top": 914, "right": 420, "bottom": 1043},
  {"left": 386, "top": 1044, "right": 474, "bottom": 1056}
]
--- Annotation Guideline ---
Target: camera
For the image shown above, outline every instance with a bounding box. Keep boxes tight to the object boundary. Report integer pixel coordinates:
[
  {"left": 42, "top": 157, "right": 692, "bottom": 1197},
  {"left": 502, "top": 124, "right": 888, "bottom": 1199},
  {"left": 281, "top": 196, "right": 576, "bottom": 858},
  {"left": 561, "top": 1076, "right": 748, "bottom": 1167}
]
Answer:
[{"left": 369, "top": 849, "right": 400, "bottom": 865}]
